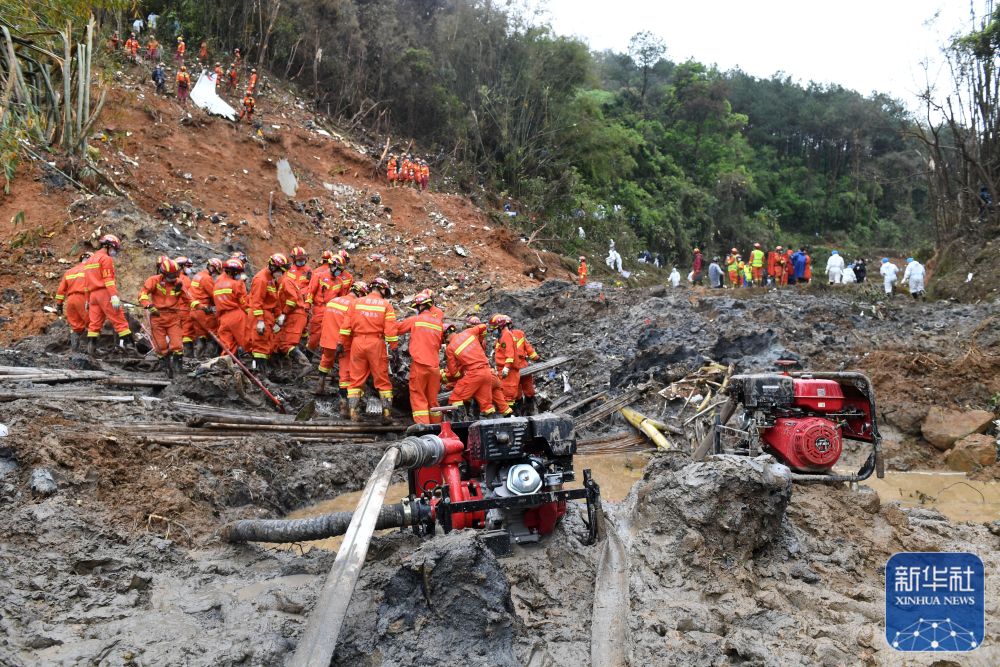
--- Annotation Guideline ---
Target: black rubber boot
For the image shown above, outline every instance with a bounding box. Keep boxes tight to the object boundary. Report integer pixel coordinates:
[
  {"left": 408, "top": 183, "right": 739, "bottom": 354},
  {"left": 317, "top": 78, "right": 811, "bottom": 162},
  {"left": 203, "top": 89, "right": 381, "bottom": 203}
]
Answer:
[
  {"left": 339, "top": 389, "right": 350, "bottom": 418},
  {"left": 86, "top": 337, "right": 97, "bottom": 357},
  {"left": 314, "top": 374, "right": 327, "bottom": 396},
  {"left": 348, "top": 397, "right": 361, "bottom": 422},
  {"left": 193, "top": 338, "right": 205, "bottom": 359},
  {"left": 160, "top": 355, "right": 174, "bottom": 379},
  {"left": 183, "top": 341, "right": 195, "bottom": 358},
  {"left": 69, "top": 332, "right": 81, "bottom": 352},
  {"left": 381, "top": 397, "right": 393, "bottom": 425}
]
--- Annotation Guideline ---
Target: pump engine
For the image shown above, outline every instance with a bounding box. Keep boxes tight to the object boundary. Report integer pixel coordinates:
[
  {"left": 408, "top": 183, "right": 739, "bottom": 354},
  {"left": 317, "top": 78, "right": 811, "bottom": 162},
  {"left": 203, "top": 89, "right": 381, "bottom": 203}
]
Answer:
[
  {"left": 404, "top": 413, "right": 601, "bottom": 553},
  {"left": 702, "top": 370, "right": 884, "bottom": 482}
]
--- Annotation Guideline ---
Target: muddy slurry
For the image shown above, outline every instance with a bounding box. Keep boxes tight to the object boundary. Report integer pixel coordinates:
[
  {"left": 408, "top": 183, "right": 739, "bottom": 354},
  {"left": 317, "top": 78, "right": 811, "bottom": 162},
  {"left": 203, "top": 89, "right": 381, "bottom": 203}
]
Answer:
[{"left": 0, "top": 283, "right": 998, "bottom": 665}]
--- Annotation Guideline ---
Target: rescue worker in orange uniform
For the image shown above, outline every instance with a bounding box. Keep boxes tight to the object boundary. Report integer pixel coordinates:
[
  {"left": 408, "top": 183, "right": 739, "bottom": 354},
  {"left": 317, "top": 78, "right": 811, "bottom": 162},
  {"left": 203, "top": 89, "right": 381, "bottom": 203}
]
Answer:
[
  {"left": 213, "top": 259, "right": 249, "bottom": 355},
  {"left": 189, "top": 258, "right": 223, "bottom": 358},
  {"left": 396, "top": 290, "right": 445, "bottom": 424},
  {"left": 239, "top": 92, "right": 255, "bottom": 124},
  {"left": 490, "top": 314, "right": 519, "bottom": 412},
  {"left": 176, "top": 65, "right": 191, "bottom": 105},
  {"left": 138, "top": 258, "right": 191, "bottom": 377},
  {"left": 767, "top": 246, "right": 782, "bottom": 286},
  {"left": 174, "top": 257, "right": 197, "bottom": 356},
  {"left": 784, "top": 247, "right": 795, "bottom": 286},
  {"left": 175, "top": 37, "right": 186, "bottom": 63},
  {"left": 226, "top": 63, "right": 239, "bottom": 95},
  {"left": 419, "top": 160, "right": 430, "bottom": 190},
  {"left": 578, "top": 256, "right": 587, "bottom": 286},
  {"left": 386, "top": 154, "right": 397, "bottom": 185},
  {"left": 750, "top": 243, "right": 765, "bottom": 286},
  {"left": 316, "top": 281, "right": 366, "bottom": 415},
  {"left": 248, "top": 68, "right": 258, "bottom": 94},
  {"left": 305, "top": 250, "right": 336, "bottom": 353},
  {"left": 343, "top": 278, "right": 398, "bottom": 423},
  {"left": 328, "top": 252, "right": 353, "bottom": 299},
  {"left": 147, "top": 37, "right": 160, "bottom": 61},
  {"left": 511, "top": 323, "right": 541, "bottom": 415},
  {"left": 198, "top": 41, "right": 209, "bottom": 65},
  {"left": 248, "top": 253, "right": 289, "bottom": 373},
  {"left": 85, "top": 234, "right": 133, "bottom": 355},
  {"left": 55, "top": 251, "right": 92, "bottom": 352},
  {"left": 213, "top": 62, "right": 223, "bottom": 87},
  {"left": 124, "top": 33, "right": 140, "bottom": 62},
  {"left": 726, "top": 248, "right": 740, "bottom": 286},
  {"left": 275, "top": 257, "right": 312, "bottom": 368},
  {"left": 442, "top": 323, "right": 498, "bottom": 422},
  {"left": 803, "top": 249, "right": 812, "bottom": 283}
]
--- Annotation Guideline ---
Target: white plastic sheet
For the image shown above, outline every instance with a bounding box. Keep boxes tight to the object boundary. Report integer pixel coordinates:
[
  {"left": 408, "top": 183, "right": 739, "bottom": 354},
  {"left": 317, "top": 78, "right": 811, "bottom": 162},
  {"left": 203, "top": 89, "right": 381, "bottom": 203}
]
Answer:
[
  {"left": 277, "top": 159, "right": 298, "bottom": 197},
  {"left": 190, "top": 72, "right": 237, "bottom": 120}
]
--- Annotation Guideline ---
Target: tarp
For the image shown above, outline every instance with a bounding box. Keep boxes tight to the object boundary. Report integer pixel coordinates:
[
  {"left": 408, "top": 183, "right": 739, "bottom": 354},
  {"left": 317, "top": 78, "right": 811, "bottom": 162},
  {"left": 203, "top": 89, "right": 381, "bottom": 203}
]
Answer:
[{"left": 190, "top": 72, "right": 237, "bottom": 120}]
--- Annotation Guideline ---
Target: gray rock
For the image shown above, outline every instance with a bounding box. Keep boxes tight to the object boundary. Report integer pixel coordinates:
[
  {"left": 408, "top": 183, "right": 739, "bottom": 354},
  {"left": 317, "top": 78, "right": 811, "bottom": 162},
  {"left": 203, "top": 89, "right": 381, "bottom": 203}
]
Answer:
[{"left": 29, "top": 468, "right": 57, "bottom": 497}]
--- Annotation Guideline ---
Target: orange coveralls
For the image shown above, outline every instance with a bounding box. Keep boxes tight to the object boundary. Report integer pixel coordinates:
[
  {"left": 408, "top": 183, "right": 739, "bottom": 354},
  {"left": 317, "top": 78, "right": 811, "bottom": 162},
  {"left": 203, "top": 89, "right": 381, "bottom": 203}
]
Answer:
[
  {"left": 212, "top": 274, "right": 248, "bottom": 354},
  {"left": 578, "top": 260, "right": 587, "bottom": 286},
  {"left": 494, "top": 326, "right": 520, "bottom": 408},
  {"left": 138, "top": 275, "right": 191, "bottom": 356},
  {"left": 177, "top": 273, "right": 195, "bottom": 344},
  {"left": 318, "top": 293, "right": 356, "bottom": 390},
  {"left": 397, "top": 311, "right": 444, "bottom": 424},
  {"left": 305, "top": 264, "right": 333, "bottom": 351},
  {"left": 188, "top": 270, "right": 218, "bottom": 339},
  {"left": 56, "top": 262, "right": 90, "bottom": 334},
  {"left": 445, "top": 325, "right": 496, "bottom": 415},
  {"left": 248, "top": 268, "right": 281, "bottom": 359},
  {"left": 512, "top": 328, "right": 540, "bottom": 399},
  {"left": 344, "top": 295, "right": 398, "bottom": 401},
  {"left": 276, "top": 272, "right": 309, "bottom": 354},
  {"left": 85, "top": 248, "right": 131, "bottom": 339}
]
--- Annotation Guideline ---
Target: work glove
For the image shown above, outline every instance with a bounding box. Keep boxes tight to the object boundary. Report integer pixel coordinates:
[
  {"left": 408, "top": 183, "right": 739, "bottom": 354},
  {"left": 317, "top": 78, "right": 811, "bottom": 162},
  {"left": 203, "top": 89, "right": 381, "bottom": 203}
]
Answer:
[
  {"left": 256, "top": 320, "right": 265, "bottom": 335},
  {"left": 276, "top": 313, "right": 286, "bottom": 327},
  {"left": 204, "top": 305, "right": 216, "bottom": 315},
  {"left": 501, "top": 366, "right": 510, "bottom": 378},
  {"left": 110, "top": 295, "right": 122, "bottom": 310},
  {"left": 335, "top": 343, "right": 344, "bottom": 360},
  {"left": 56, "top": 303, "right": 63, "bottom": 315},
  {"left": 147, "top": 306, "right": 159, "bottom": 316},
  {"left": 272, "top": 323, "right": 282, "bottom": 333}
]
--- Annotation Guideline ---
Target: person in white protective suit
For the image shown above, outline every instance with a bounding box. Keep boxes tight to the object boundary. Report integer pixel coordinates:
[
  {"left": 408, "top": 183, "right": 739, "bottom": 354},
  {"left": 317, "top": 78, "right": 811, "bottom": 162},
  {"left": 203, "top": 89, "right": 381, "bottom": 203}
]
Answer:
[
  {"left": 879, "top": 257, "right": 899, "bottom": 295},
  {"left": 901, "top": 257, "right": 926, "bottom": 299},
  {"left": 605, "top": 239, "right": 623, "bottom": 274},
  {"left": 825, "top": 250, "right": 845, "bottom": 284},
  {"left": 841, "top": 265, "right": 856, "bottom": 284},
  {"left": 669, "top": 267, "right": 681, "bottom": 287}
]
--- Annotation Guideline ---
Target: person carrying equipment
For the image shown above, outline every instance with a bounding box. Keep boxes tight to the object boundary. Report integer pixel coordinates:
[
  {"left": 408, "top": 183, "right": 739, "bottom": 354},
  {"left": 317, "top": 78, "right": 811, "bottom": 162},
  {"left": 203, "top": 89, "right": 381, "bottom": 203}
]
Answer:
[
  {"left": 138, "top": 258, "right": 191, "bottom": 377},
  {"left": 85, "top": 234, "right": 133, "bottom": 354},
  {"left": 176, "top": 65, "right": 191, "bottom": 105},
  {"left": 343, "top": 278, "right": 398, "bottom": 423},
  {"left": 396, "top": 290, "right": 445, "bottom": 424},
  {"left": 55, "top": 252, "right": 92, "bottom": 352}
]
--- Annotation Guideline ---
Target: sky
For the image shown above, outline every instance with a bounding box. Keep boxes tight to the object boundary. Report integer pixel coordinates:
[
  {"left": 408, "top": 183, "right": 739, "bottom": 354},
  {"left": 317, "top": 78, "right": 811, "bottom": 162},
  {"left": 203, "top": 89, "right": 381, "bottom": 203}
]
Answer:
[{"left": 537, "top": 0, "right": 977, "bottom": 107}]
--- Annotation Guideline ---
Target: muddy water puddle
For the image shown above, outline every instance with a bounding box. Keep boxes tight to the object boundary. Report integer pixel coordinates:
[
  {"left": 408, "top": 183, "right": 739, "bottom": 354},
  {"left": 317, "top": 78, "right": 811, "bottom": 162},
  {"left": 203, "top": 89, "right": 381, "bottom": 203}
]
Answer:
[{"left": 864, "top": 471, "right": 1000, "bottom": 523}]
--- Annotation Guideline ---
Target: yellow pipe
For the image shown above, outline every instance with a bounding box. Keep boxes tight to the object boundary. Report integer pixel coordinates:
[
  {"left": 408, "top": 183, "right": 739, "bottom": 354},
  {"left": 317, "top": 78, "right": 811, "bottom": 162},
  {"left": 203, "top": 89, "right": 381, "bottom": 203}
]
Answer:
[{"left": 620, "top": 406, "right": 672, "bottom": 450}]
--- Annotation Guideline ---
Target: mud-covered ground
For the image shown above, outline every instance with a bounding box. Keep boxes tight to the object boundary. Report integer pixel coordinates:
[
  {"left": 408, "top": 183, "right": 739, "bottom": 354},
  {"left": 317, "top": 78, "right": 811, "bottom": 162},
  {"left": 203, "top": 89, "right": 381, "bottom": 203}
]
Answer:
[{"left": 1, "top": 283, "right": 998, "bottom": 665}]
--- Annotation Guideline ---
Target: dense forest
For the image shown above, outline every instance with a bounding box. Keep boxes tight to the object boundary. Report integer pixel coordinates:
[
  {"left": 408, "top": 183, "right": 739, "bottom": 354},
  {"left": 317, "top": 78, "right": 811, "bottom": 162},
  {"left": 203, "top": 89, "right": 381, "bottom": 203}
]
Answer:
[{"left": 3, "top": 0, "right": 998, "bottom": 263}]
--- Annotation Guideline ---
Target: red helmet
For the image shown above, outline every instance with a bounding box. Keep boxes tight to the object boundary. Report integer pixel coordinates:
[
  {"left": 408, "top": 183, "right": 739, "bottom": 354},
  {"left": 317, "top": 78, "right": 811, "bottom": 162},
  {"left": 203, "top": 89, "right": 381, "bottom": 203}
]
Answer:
[
  {"left": 290, "top": 246, "right": 308, "bottom": 260},
  {"left": 338, "top": 249, "right": 350, "bottom": 265},
  {"left": 208, "top": 258, "right": 224, "bottom": 273},
  {"left": 175, "top": 256, "right": 193, "bottom": 267},
  {"left": 224, "top": 258, "right": 244, "bottom": 272},
  {"left": 158, "top": 258, "right": 180, "bottom": 275},
  {"left": 488, "top": 313, "right": 512, "bottom": 330},
  {"left": 465, "top": 315, "right": 483, "bottom": 326},
  {"left": 320, "top": 250, "right": 336, "bottom": 264},
  {"left": 98, "top": 234, "right": 122, "bottom": 250},
  {"left": 754, "top": 243, "right": 761, "bottom": 248},
  {"left": 230, "top": 251, "right": 248, "bottom": 263},
  {"left": 268, "top": 253, "right": 289, "bottom": 271},
  {"left": 731, "top": 247, "right": 738, "bottom": 253},
  {"left": 579, "top": 256, "right": 586, "bottom": 262},
  {"left": 350, "top": 280, "right": 368, "bottom": 296},
  {"left": 371, "top": 277, "right": 392, "bottom": 296},
  {"left": 412, "top": 289, "right": 434, "bottom": 307}
]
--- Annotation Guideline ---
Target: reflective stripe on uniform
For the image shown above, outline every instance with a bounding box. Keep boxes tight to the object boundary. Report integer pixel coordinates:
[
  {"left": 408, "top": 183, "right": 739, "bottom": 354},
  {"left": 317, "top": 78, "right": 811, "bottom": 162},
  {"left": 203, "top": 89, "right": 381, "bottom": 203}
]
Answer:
[
  {"left": 455, "top": 336, "right": 476, "bottom": 356},
  {"left": 414, "top": 321, "right": 443, "bottom": 331},
  {"left": 356, "top": 304, "right": 386, "bottom": 313}
]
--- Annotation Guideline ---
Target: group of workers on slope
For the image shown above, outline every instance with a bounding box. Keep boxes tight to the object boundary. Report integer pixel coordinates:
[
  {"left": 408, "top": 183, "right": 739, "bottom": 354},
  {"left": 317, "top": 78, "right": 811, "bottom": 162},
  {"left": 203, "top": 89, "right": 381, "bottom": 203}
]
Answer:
[
  {"left": 386, "top": 154, "right": 430, "bottom": 191},
  {"left": 113, "top": 32, "right": 260, "bottom": 126},
  {"left": 575, "top": 243, "right": 929, "bottom": 299},
  {"left": 55, "top": 236, "right": 543, "bottom": 425}
]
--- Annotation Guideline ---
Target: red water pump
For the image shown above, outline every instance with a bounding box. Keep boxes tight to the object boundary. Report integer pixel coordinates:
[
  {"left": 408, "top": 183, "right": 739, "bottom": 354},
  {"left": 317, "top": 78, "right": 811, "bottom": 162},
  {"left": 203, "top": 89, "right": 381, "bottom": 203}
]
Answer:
[
  {"left": 405, "top": 413, "right": 601, "bottom": 553},
  {"left": 706, "top": 370, "right": 884, "bottom": 482}
]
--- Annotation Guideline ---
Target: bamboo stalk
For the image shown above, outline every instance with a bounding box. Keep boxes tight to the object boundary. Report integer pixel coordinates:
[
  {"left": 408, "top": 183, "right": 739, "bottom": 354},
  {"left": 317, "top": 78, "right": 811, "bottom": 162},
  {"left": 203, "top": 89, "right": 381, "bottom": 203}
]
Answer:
[{"left": 620, "top": 406, "right": 672, "bottom": 450}]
